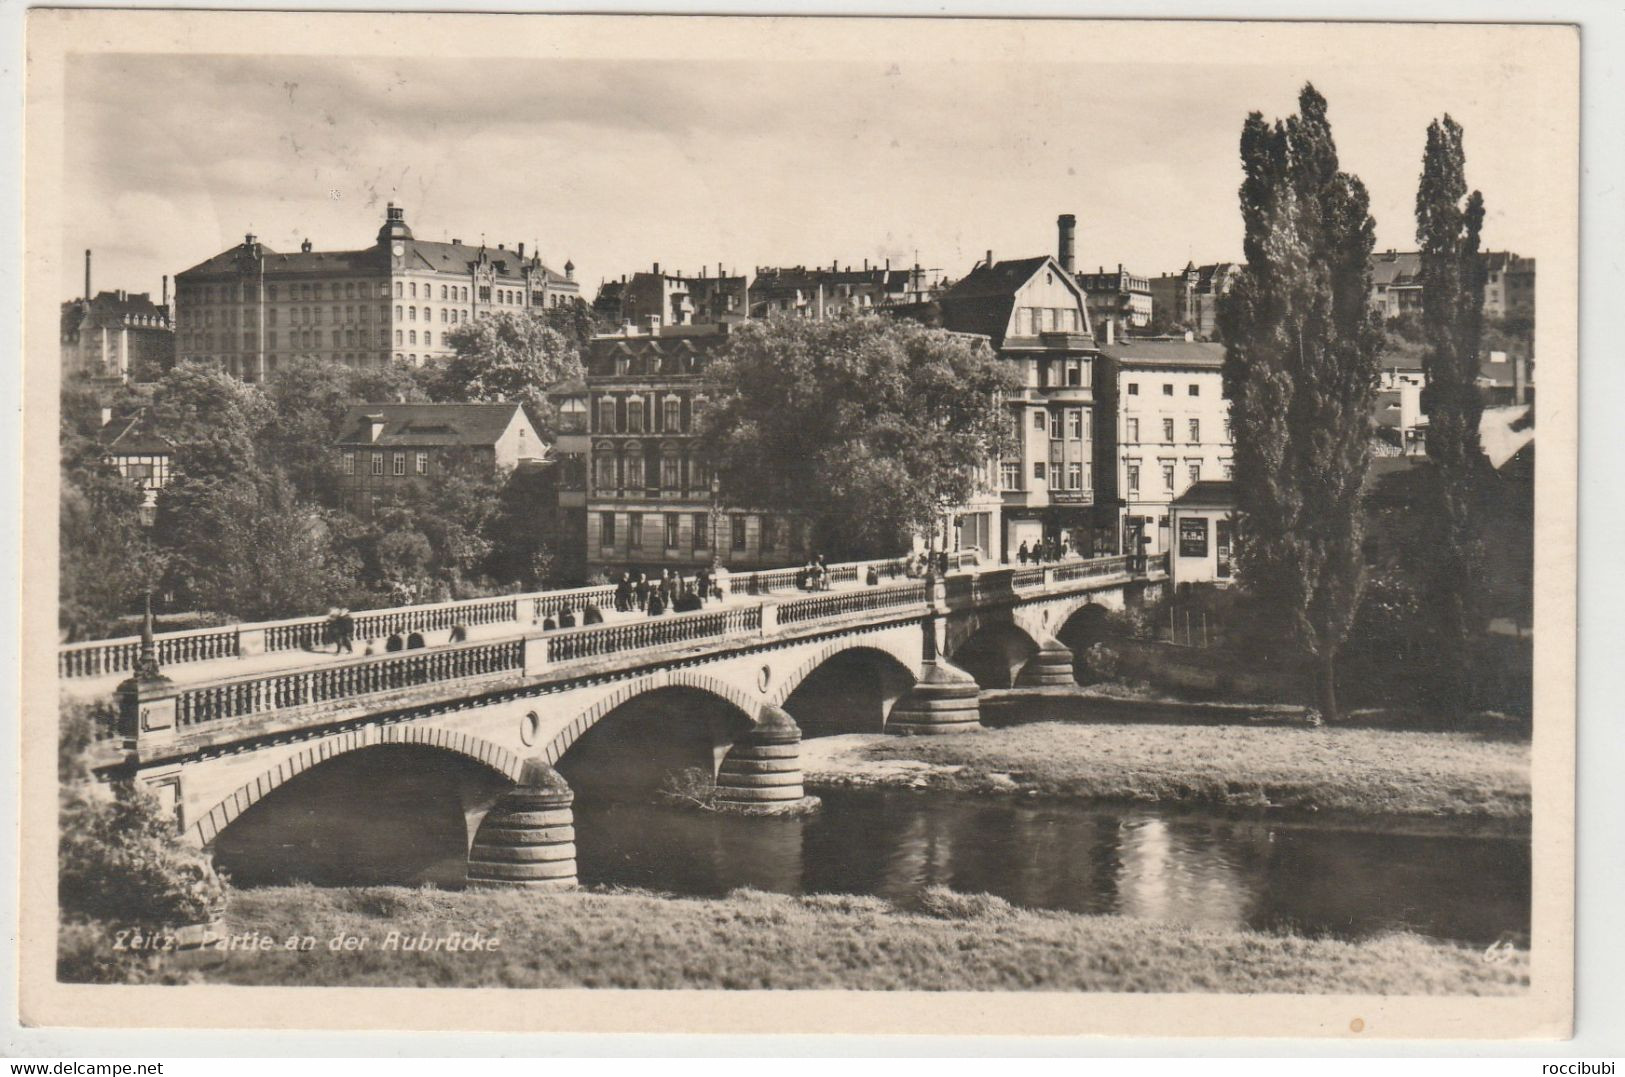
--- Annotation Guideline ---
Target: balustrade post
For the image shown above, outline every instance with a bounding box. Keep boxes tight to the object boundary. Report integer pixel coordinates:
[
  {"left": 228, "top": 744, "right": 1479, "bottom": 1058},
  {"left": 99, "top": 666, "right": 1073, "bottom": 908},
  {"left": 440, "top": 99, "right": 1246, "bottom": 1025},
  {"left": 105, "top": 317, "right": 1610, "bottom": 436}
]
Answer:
[
  {"left": 1041, "top": 565, "right": 1056, "bottom": 591},
  {"left": 237, "top": 626, "right": 267, "bottom": 656},
  {"left": 759, "top": 601, "right": 778, "bottom": 637}
]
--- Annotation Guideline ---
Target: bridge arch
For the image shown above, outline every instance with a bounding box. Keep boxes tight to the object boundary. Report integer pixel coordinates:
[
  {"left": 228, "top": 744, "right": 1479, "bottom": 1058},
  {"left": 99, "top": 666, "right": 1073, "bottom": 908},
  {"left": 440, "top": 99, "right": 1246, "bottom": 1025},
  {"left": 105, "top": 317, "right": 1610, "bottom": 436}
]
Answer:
[
  {"left": 538, "top": 668, "right": 763, "bottom": 767},
  {"left": 948, "top": 616, "right": 1043, "bottom": 689},
  {"left": 190, "top": 724, "right": 526, "bottom": 850},
  {"left": 773, "top": 637, "right": 921, "bottom": 737},
  {"left": 769, "top": 634, "right": 921, "bottom": 707}
]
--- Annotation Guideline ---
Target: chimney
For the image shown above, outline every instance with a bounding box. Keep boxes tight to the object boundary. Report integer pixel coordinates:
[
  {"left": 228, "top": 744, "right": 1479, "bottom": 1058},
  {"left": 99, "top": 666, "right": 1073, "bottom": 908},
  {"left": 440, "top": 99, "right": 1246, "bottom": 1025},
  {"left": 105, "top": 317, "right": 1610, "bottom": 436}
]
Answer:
[
  {"left": 162, "top": 275, "right": 169, "bottom": 307},
  {"left": 366, "top": 413, "right": 386, "bottom": 442},
  {"left": 452, "top": 238, "right": 461, "bottom": 245},
  {"left": 84, "top": 249, "right": 91, "bottom": 301},
  {"left": 985, "top": 249, "right": 993, "bottom": 267},
  {"left": 653, "top": 262, "right": 660, "bottom": 275},
  {"left": 1057, "top": 214, "right": 1076, "bottom": 273},
  {"left": 518, "top": 242, "right": 525, "bottom": 259}
]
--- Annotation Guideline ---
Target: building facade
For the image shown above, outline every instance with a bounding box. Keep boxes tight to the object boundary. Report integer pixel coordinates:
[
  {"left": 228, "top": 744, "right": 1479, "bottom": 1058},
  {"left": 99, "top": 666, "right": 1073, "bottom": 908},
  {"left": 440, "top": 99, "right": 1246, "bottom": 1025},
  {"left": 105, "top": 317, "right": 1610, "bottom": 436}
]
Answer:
[
  {"left": 1147, "top": 262, "right": 1241, "bottom": 340},
  {"left": 604, "top": 265, "right": 749, "bottom": 330},
  {"left": 1369, "top": 249, "right": 1536, "bottom": 323},
  {"left": 1482, "top": 252, "right": 1536, "bottom": 320},
  {"left": 61, "top": 283, "right": 174, "bottom": 384},
  {"left": 333, "top": 402, "right": 544, "bottom": 517},
  {"left": 1076, "top": 264, "right": 1153, "bottom": 334},
  {"left": 97, "top": 409, "right": 173, "bottom": 523},
  {"left": 749, "top": 262, "right": 939, "bottom": 320},
  {"left": 939, "top": 241, "right": 1101, "bottom": 561},
  {"left": 174, "top": 204, "right": 580, "bottom": 382},
  {"left": 1095, "top": 340, "right": 1233, "bottom": 559},
  {"left": 583, "top": 325, "right": 807, "bottom": 574}
]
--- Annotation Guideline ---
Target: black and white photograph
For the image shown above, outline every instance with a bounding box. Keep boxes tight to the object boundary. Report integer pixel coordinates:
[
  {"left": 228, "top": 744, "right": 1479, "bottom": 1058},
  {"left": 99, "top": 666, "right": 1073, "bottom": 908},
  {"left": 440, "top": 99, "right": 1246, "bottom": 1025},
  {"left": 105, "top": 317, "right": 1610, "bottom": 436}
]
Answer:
[{"left": 15, "top": 9, "right": 1582, "bottom": 1043}]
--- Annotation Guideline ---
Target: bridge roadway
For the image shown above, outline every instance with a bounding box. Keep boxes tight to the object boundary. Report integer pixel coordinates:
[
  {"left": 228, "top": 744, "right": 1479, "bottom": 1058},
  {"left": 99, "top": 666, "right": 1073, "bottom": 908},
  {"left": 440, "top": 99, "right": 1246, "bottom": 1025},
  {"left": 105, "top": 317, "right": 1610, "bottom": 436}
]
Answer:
[{"left": 90, "top": 553, "right": 1167, "bottom": 890}]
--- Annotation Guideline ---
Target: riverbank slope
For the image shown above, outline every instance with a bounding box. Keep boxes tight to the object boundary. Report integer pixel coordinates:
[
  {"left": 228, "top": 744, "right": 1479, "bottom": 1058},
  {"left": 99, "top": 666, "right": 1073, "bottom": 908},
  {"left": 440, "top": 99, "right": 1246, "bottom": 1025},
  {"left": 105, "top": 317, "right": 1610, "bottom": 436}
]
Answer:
[
  {"left": 131, "top": 885, "right": 1526, "bottom": 994},
  {"left": 801, "top": 720, "right": 1530, "bottom": 821}
]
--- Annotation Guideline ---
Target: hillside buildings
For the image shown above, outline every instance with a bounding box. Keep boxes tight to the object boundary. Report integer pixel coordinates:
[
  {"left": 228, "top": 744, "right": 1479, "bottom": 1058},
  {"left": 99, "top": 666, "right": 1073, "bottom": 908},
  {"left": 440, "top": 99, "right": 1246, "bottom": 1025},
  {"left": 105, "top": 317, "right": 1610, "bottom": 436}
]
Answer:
[
  {"left": 1076, "top": 263, "right": 1153, "bottom": 336},
  {"left": 97, "top": 408, "right": 173, "bottom": 524},
  {"left": 1147, "top": 262, "right": 1241, "bottom": 340},
  {"left": 749, "top": 262, "right": 938, "bottom": 319},
  {"left": 596, "top": 265, "right": 749, "bottom": 331},
  {"left": 61, "top": 252, "right": 174, "bottom": 382},
  {"left": 332, "top": 402, "right": 544, "bottom": 517},
  {"left": 1369, "top": 249, "right": 1536, "bottom": 322},
  {"left": 174, "top": 204, "right": 580, "bottom": 381}
]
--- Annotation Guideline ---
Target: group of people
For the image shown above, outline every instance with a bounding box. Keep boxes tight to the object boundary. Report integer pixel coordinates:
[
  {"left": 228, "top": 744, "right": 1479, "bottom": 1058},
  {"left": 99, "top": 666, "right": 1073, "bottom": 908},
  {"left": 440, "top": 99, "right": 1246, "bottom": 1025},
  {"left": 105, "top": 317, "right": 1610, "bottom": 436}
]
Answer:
[
  {"left": 1016, "top": 537, "right": 1073, "bottom": 565},
  {"left": 321, "top": 609, "right": 474, "bottom": 656},
  {"left": 540, "top": 602, "right": 605, "bottom": 631},
  {"left": 797, "top": 555, "right": 831, "bottom": 591},
  {"left": 611, "top": 569, "right": 716, "bottom": 619}
]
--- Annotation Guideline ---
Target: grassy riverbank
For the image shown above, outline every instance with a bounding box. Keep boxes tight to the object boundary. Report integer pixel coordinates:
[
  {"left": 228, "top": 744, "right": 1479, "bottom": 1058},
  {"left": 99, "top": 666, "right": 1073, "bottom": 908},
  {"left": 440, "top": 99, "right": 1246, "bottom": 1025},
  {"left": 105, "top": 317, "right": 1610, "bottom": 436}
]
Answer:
[
  {"left": 802, "top": 721, "right": 1530, "bottom": 820},
  {"left": 148, "top": 884, "right": 1525, "bottom": 994}
]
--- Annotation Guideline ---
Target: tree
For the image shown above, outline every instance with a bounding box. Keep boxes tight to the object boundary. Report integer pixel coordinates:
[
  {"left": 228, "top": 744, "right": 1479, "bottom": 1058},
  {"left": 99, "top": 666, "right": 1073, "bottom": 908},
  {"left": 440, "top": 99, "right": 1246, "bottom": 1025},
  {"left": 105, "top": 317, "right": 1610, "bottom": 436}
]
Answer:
[
  {"left": 1216, "top": 84, "right": 1383, "bottom": 719},
  {"left": 430, "top": 311, "right": 584, "bottom": 438},
  {"left": 59, "top": 441, "right": 151, "bottom": 640},
  {"left": 1416, "top": 114, "right": 1490, "bottom": 716},
  {"left": 371, "top": 448, "right": 506, "bottom": 597},
  {"left": 697, "top": 315, "right": 1017, "bottom": 560}
]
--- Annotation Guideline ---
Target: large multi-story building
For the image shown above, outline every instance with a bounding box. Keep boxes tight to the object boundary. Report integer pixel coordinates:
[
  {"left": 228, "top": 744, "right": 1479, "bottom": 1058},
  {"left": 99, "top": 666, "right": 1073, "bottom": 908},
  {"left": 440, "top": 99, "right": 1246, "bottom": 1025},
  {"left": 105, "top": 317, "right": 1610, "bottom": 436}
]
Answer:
[
  {"left": 1076, "top": 263, "right": 1153, "bottom": 335},
  {"left": 61, "top": 253, "right": 174, "bottom": 382},
  {"left": 1482, "top": 252, "right": 1536, "bottom": 320},
  {"left": 939, "top": 220, "right": 1102, "bottom": 561},
  {"left": 174, "top": 204, "right": 580, "bottom": 382},
  {"left": 1369, "top": 249, "right": 1536, "bottom": 323},
  {"left": 1147, "top": 261, "right": 1242, "bottom": 339},
  {"left": 583, "top": 325, "right": 808, "bottom": 574},
  {"left": 332, "top": 402, "right": 544, "bottom": 518},
  {"left": 1094, "top": 339, "right": 1233, "bottom": 559}
]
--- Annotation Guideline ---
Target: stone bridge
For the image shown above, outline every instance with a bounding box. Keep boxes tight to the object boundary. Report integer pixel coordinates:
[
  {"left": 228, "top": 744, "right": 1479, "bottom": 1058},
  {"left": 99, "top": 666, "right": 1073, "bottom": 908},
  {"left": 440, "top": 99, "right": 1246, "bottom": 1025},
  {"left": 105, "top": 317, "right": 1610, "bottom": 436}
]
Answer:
[{"left": 86, "top": 554, "right": 1165, "bottom": 890}]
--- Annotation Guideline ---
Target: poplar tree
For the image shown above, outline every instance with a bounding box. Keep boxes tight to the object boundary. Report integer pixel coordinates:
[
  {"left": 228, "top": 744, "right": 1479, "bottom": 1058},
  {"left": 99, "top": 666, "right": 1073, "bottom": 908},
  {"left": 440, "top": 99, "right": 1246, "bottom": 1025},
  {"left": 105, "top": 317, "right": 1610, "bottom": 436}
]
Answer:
[
  {"left": 1415, "top": 115, "right": 1488, "bottom": 715},
  {"left": 1217, "top": 84, "right": 1383, "bottom": 719}
]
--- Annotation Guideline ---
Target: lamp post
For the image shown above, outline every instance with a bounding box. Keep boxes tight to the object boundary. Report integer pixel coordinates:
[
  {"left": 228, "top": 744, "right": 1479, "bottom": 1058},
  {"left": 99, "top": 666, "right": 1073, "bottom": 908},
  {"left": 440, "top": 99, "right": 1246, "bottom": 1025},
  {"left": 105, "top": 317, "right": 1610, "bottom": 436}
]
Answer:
[{"left": 709, "top": 471, "right": 727, "bottom": 597}]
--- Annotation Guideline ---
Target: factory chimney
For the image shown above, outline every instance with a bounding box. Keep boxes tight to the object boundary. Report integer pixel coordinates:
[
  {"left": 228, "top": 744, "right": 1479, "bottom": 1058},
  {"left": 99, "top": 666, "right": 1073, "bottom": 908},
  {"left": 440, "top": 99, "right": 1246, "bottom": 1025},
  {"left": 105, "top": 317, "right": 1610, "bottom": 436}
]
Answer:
[
  {"left": 1057, "top": 214, "right": 1076, "bottom": 274},
  {"left": 84, "top": 249, "right": 91, "bottom": 301}
]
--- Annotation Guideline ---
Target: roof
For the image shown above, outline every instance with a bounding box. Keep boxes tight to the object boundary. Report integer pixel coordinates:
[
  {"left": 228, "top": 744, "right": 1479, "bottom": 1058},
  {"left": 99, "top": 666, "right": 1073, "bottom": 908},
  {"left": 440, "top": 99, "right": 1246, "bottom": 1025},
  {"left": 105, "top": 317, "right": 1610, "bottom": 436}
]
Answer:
[
  {"left": 97, "top": 410, "right": 173, "bottom": 456},
  {"left": 63, "top": 292, "right": 171, "bottom": 334},
  {"left": 1098, "top": 340, "right": 1226, "bottom": 368},
  {"left": 938, "top": 256, "right": 1070, "bottom": 345},
  {"left": 333, "top": 403, "right": 532, "bottom": 448},
  {"left": 179, "top": 238, "right": 572, "bottom": 286},
  {"left": 1371, "top": 251, "right": 1423, "bottom": 289},
  {"left": 1171, "top": 479, "right": 1234, "bottom": 507}
]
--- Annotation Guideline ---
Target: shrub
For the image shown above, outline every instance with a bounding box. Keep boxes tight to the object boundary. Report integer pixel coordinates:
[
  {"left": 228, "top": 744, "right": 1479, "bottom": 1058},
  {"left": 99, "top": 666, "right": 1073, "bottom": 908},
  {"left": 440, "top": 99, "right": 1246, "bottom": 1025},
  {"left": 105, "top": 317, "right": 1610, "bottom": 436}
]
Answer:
[
  {"left": 656, "top": 766, "right": 718, "bottom": 811},
  {"left": 59, "top": 782, "right": 227, "bottom": 929},
  {"left": 909, "top": 886, "right": 1016, "bottom": 921}
]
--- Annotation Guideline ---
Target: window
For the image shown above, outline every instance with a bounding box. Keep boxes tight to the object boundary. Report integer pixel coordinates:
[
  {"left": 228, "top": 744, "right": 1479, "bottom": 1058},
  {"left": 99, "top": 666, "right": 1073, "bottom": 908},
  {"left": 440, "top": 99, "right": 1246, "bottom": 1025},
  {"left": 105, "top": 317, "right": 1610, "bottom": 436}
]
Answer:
[
  {"left": 1162, "top": 463, "right": 1176, "bottom": 491},
  {"left": 1222, "top": 461, "right": 1234, "bottom": 479},
  {"left": 624, "top": 454, "right": 644, "bottom": 489},
  {"left": 600, "top": 512, "right": 616, "bottom": 547},
  {"left": 665, "top": 513, "right": 681, "bottom": 549},
  {"left": 410, "top": 283, "right": 417, "bottom": 298},
  {"left": 1033, "top": 411, "right": 1045, "bottom": 430},
  {"left": 409, "top": 331, "right": 416, "bottom": 345},
  {"left": 1188, "top": 384, "right": 1200, "bottom": 397},
  {"left": 1163, "top": 383, "right": 1175, "bottom": 396},
  {"left": 395, "top": 305, "right": 403, "bottom": 321},
  {"left": 598, "top": 398, "right": 616, "bottom": 433},
  {"left": 731, "top": 515, "right": 748, "bottom": 551},
  {"left": 663, "top": 398, "right": 681, "bottom": 431},
  {"left": 661, "top": 455, "right": 681, "bottom": 489},
  {"left": 422, "top": 306, "right": 431, "bottom": 322},
  {"left": 1162, "top": 418, "right": 1175, "bottom": 443},
  {"left": 1000, "top": 461, "right": 1021, "bottom": 490},
  {"left": 393, "top": 453, "right": 406, "bottom": 477},
  {"left": 416, "top": 452, "right": 428, "bottom": 476},
  {"left": 424, "top": 332, "right": 431, "bottom": 348},
  {"left": 441, "top": 309, "right": 447, "bottom": 323},
  {"left": 693, "top": 513, "right": 710, "bottom": 550},
  {"left": 1188, "top": 462, "right": 1201, "bottom": 485},
  {"left": 1067, "top": 409, "right": 1083, "bottom": 439},
  {"left": 267, "top": 285, "right": 278, "bottom": 301},
  {"left": 479, "top": 286, "right": 491, "bottom": 302},
  {"left": 1127, "top": 464, "right": 1140, "bottom": 495},
  {"left": 1127, "top": 418, "right": 1139, "bottom": 443},
  {"left": 596, "top": 454, "right": 617, "bottom": 491},
  {"left": 409, "top": 307, "right": 416, "bottom": 321},
  {"left": 628, "top": 513, "right": 644, "bottom": 548},
  {"left": 1033, "top": 461, "right": 1046, "bottom": 482},
  {"left": 371, "top": 452, "right": 384, "bottom": 476},
  {"left": 627, "top": 399, "right": 644, "bottom": 433},
  {"left": 1049, "top": 411, "right": 1063, "bottom": 439},
  {"left": 1127, "top": 382, "right": 1139, "bottom": 395},
  {"left": 395, "top": 282, "right": 403, "bottom": 298},
  {"left": 1067, "top": 362, "right": 1082, "bottom": 387},
  {"left": 343, "top": 451, "right": 355, "bottom": 475},
  {"left": 1223, "top": 418, "right": 1233, "bottom": 442},
  {"left": 1066, "top": 461, "right": 1082, "bottom": 490},
  {"left": 1188, "top": 419, "right": 1200, "bottom": 442}
]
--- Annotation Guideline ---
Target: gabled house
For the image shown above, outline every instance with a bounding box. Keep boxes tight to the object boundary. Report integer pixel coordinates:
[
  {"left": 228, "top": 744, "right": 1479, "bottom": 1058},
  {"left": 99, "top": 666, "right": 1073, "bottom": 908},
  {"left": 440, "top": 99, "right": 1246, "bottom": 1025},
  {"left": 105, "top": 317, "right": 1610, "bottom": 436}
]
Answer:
[{"left": 333, "top": 402, "right": 545, "bottom": 517}]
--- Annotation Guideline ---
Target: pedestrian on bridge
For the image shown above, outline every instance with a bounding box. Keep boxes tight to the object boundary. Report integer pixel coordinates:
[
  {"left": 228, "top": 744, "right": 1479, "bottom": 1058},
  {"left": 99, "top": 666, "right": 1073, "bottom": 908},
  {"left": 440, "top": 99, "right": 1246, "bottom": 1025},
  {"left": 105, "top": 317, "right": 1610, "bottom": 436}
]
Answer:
[
  {"left": 1018, "top": 540, "right": 1031, "bottom": 564},
  {"left": 582, "top": 603, "right": 604, "bottom": 625},
  {"left": 559, "top": 605, "right": 577, "bottom": 629},
  {"left": 647, "top": 590, "right": 666, "bottom": 616},
  {"left": 334, "top": 610, "right": 355, "bottom": 654},
  {"left": 614, "top": 573, "right": 632, "bottom": 613},
  {"left": 635, "top": 573, "right": 650, "bottom": 611},
  {"left": 696, "top": 567, "right": 711, "bottom": 604}
]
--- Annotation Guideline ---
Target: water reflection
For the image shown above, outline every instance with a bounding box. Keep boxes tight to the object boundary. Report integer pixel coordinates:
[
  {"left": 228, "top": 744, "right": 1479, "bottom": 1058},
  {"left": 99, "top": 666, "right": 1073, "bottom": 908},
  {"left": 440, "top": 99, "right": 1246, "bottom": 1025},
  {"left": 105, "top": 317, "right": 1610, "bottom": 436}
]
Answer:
[{"left": 572, "top": 789, "right": 1529, "bottom": 946}]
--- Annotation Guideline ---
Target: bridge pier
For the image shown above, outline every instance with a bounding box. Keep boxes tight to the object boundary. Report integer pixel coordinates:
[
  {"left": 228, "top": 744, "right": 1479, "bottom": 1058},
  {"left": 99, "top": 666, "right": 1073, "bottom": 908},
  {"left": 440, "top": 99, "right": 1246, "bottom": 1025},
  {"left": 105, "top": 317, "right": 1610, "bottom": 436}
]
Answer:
[
  {"left": 714, "top": 705, "right": 820, "bottom": 815},
  {"left": 1015, "top": 634, "right": 1077, "bottom": 688},
  {"left": 466, "top": 761, "right": 577, "bottom": 890},
  {"left": 886, "top": 659, "right": 982, "bottom": 734}
]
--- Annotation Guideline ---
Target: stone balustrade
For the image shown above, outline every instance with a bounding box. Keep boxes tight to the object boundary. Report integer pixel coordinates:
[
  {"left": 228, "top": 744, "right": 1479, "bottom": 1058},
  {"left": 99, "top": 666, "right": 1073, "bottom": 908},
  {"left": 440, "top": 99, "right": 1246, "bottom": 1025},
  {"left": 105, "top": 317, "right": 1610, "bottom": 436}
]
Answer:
[
  {"left": 776, "top": 582, "right": 927, "bottom": 626},
  {"left": 59, "top": 624, "right": 241, "bottom": 679},
  {"left": 543, "top": 605, "right": 763, "bottom": 665}
]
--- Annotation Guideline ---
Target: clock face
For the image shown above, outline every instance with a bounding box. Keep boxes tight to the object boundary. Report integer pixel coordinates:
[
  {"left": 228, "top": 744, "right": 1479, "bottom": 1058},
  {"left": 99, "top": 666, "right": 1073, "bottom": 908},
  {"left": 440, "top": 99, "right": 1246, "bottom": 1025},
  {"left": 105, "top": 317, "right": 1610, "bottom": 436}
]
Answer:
[{"left": 392, "top": 243, "right": 404, "bottom": 257}]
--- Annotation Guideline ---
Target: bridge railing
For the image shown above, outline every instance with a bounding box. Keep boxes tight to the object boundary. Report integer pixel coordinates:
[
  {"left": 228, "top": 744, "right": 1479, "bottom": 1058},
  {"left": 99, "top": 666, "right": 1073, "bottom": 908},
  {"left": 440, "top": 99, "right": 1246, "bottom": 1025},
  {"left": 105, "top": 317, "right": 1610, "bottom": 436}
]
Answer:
[
  {"left": 59, "top": 624, "right": 242, "bottom": 679},
  {"left": 171, "top": 637, "right": 527, "bottom": 731},
  {"left": 545, "top": 604, "right": 763, "bottom": 665},
  {"left": 777, "top": 582, "right": 927, "bottom": 626}
]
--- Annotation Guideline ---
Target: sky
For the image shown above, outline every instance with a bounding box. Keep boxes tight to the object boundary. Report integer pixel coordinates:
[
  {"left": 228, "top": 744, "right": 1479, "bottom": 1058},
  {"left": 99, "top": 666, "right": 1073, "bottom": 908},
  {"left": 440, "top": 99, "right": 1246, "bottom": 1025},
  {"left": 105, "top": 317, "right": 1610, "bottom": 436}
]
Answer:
[{"left": 58, "top": 43, "right": 1559, "bottom": 303}]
